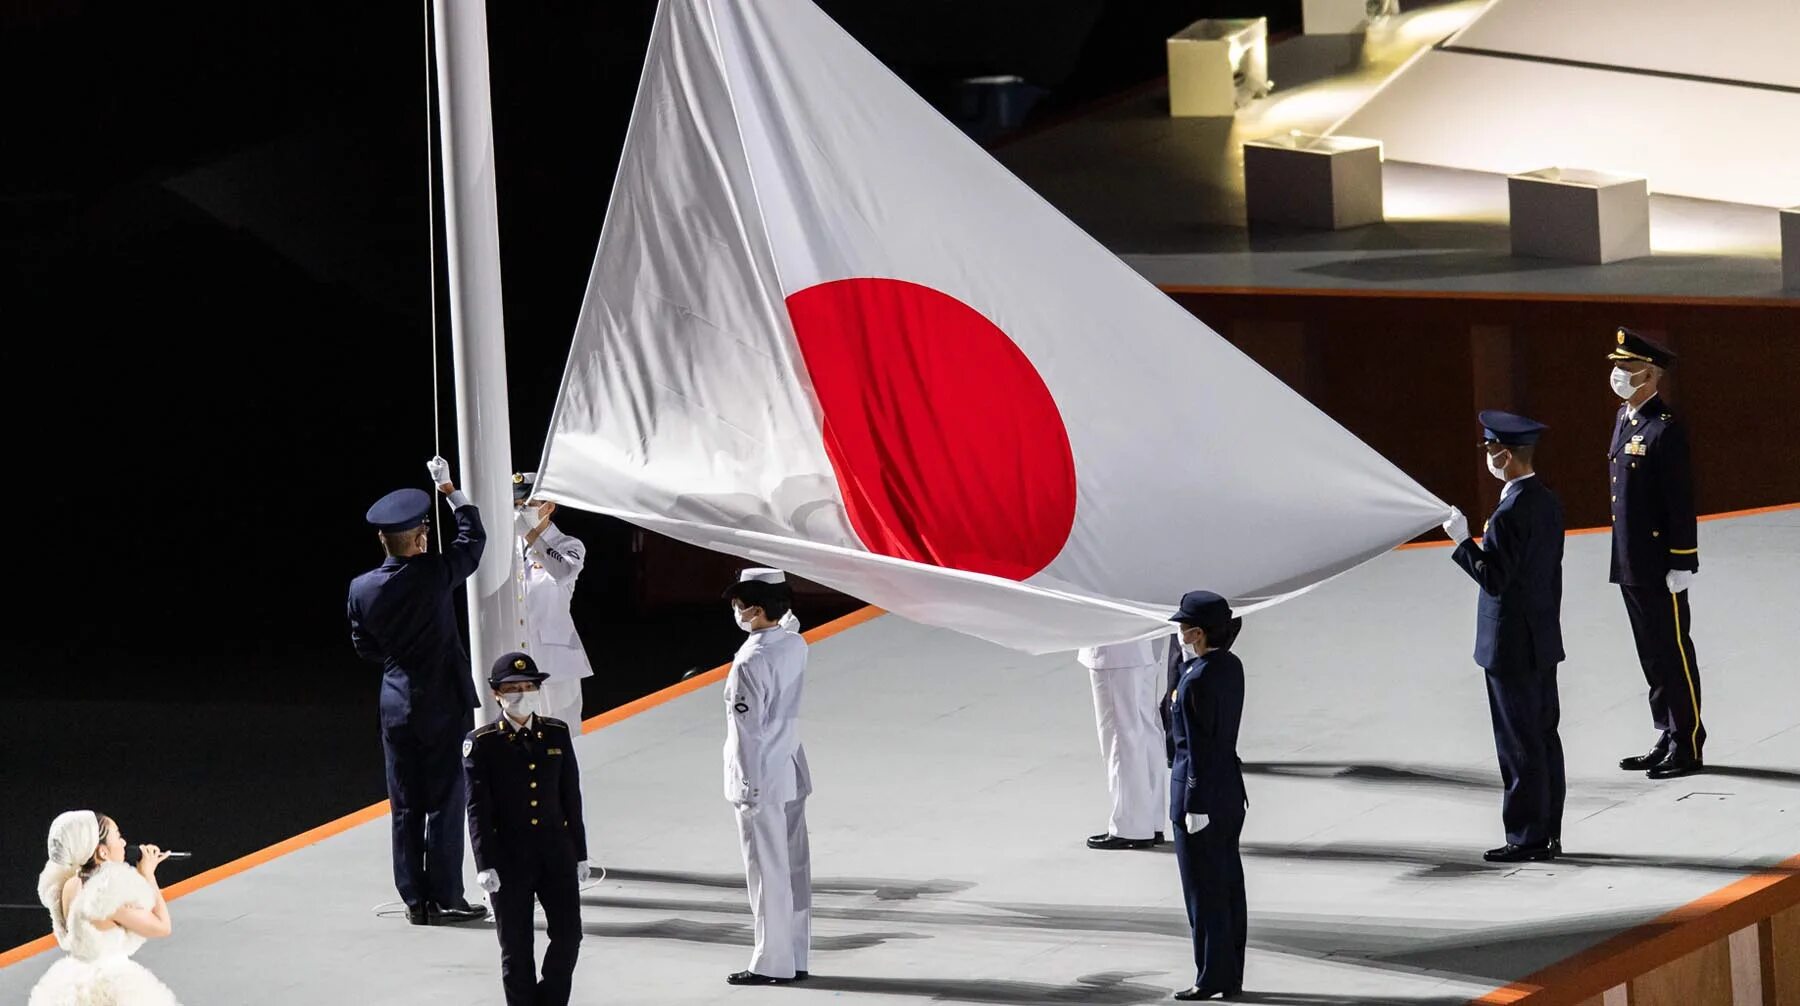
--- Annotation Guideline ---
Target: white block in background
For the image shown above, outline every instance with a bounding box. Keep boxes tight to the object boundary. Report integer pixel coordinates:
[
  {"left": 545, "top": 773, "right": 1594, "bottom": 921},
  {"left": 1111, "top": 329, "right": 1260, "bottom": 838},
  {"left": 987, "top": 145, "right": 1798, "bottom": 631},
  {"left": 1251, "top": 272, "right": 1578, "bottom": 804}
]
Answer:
[
  {"left": 1302, "top": 0, "right": 1397, "bottom": 35},
  {"left": 1167, "top": 18, "right": 1269, "bottom": 118},
  {"left": 1507, "top": 167, "right": 1651, "bottom": 265},
  {"left": 1244, "top": 133, "right": 1384, "bottom": 230},
  {"left": 1782, "top": 206, "right": 1800, "bottom": 290}
]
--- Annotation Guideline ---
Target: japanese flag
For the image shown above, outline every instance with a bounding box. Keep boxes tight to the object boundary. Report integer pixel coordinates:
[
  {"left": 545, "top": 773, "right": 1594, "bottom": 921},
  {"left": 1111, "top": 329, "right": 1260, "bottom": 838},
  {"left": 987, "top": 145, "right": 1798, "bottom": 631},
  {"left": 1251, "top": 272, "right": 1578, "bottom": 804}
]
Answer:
[{"left": 535, "top": 0, "right": 1448, "bottom": 653}]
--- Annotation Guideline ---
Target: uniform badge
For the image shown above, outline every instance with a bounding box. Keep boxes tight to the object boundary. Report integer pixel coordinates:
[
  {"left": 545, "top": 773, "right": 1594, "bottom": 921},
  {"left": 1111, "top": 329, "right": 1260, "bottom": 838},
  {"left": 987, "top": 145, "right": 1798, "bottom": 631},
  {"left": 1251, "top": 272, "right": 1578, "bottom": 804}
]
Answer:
[
  {"left": 547, "top": 747, "right": 564, "bottom": 755},
  {"left": 734, "top": 701, "right": 749, "bottom": 714},
  {"left": 462, "top": 738, "right": 473, "bottom": 757}
]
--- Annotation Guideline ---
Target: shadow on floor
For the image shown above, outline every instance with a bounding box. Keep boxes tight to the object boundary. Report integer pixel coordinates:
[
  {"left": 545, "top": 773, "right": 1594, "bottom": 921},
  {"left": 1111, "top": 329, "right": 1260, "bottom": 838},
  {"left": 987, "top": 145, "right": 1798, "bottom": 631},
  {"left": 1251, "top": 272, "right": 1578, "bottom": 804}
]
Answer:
[
  {"left": 600, "top": 867, "right": 974, "bottom": 901},
  {"left": 797, "top": 970, "right": 1171, "bottom": 1004}
]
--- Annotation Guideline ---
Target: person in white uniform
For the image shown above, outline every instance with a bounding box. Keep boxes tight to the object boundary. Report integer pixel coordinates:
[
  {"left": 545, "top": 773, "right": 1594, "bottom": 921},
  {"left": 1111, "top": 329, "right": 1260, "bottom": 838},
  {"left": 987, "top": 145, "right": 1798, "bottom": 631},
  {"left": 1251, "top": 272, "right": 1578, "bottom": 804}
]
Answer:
[
  {"left": 1082, "top": 636, "right": 1170, "bottom": 850},
  {"left": 511, "top": 472, "right": 593, "bottom": 726},
  {"left": 721, "top": 567, "right": 813, "bottom": 986}
]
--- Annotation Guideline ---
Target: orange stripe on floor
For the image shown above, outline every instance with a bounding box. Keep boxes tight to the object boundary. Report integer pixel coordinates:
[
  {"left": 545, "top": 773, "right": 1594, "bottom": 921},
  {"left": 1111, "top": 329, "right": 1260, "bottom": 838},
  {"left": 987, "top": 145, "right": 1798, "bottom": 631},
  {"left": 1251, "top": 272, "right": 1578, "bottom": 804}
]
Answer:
[{"left": 0, "top": 605, "right": 886, "bottom": 967}]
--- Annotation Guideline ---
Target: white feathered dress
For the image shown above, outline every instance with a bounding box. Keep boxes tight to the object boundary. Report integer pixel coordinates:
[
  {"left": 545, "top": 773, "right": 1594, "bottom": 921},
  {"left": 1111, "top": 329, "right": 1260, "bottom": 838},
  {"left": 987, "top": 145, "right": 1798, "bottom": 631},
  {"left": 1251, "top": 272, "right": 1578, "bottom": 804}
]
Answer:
[{"left": 28, "top": 862, "right": 181, "bottom": 1006}]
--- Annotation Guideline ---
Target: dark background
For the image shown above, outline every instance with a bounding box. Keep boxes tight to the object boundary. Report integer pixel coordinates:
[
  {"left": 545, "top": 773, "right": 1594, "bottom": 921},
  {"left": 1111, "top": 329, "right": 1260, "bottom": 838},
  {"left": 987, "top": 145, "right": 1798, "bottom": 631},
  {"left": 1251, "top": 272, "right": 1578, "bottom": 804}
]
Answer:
[{"left": 0, "top": 0, "right": 1290, "bottom": 949}]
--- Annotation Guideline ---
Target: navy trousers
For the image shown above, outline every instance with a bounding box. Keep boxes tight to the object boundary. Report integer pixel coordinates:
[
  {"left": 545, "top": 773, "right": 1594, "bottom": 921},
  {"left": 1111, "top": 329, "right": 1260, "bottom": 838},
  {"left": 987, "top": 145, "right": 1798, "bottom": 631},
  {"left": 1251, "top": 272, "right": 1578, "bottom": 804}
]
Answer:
[
  {"left": 1172, "top": 811, "right": 1247, "bottom": 991},
  {"left": 1620, "top": 585, "right": 1705, "bottom": 758},
  {"left": 492, "top": 855, "right": 583, "bottom": 1006},
  {"left": 1483, "top": 664, "right": 1566, "bottom": 847},
  {"left": 381, "top": 712, "right": 472, "bottom": 909}
]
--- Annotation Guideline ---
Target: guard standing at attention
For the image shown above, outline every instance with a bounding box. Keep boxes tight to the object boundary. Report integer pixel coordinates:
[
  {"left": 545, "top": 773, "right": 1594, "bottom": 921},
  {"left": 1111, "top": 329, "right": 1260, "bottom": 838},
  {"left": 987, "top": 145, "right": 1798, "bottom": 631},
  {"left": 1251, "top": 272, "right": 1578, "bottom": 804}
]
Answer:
[
  {"left": 1166, "top": 590, "right": 1248, "bottom": 1002},
  {"left": 347, "top": 456, "right": 489, "bottom": 925},
  {"left": 722, "top": 568, "right": 813, "bottom": 987},
  {"left": 465, "top": 651, "right": 589, "bottom": 1006},
  {"left": 1606, "top": 327, "right": 1705, "bottom": 779},
  {"left": 1443, "top": 411, "right": 1567, "bottom": 863}
]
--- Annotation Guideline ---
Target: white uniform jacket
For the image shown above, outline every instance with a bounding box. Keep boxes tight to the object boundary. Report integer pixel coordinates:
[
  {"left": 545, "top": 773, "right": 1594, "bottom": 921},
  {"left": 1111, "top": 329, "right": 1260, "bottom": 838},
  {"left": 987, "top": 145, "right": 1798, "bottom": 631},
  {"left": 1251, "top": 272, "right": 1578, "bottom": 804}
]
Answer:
[
  {"left": 723, "top": 626, "right": 811, "bottom": 806},
  {"left": 515, "top": 523, "right": 594, "bottom": 681}
]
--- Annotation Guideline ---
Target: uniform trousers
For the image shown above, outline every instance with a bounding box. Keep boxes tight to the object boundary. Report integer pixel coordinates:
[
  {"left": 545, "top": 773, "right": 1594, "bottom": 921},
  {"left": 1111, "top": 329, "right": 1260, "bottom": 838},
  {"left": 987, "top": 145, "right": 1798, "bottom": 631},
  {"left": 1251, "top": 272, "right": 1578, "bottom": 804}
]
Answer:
[
  {"left": 1171, "top": 811, "right": 1247, "bottom": 992},
  {"left": 735, "top": 796, "right": 811, "bottom": 979},
  {"left": 1620, "top": 585, "right": 1705, "bottom": 756},
  {"left": 1483, "top": 664, "right": 1566, "bottom": 847},
  {"left": 381, "top": 711, "right": 472, "bottom": 909},
  {"left": 492, "top": 855, "right": 583, "bottom": 1006},
  {"left": 1090, "top": 662, "right": 1169, "bottom": 839}
]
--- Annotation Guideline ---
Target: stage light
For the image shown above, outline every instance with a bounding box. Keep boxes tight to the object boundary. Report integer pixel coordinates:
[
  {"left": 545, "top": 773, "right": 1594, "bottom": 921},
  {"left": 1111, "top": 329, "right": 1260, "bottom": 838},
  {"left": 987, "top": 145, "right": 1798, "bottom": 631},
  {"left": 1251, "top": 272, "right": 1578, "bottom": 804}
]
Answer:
[{"left": 1168, "top": 18, "right": 1271, "bottom": 118}]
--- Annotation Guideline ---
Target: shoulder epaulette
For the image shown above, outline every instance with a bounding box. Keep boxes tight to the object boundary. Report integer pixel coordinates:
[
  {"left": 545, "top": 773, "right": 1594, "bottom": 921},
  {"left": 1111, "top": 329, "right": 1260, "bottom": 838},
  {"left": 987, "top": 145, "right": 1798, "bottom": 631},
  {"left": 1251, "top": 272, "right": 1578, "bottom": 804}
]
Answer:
[
  {"left": 539, "top": 716, "right": 571, "bottom": 732},
  {"left": 1660, "top": 413, "right": 1673, "bottom": 422},
  {"left": 473, "top": 721, "right": 505, "bottom": 739}
]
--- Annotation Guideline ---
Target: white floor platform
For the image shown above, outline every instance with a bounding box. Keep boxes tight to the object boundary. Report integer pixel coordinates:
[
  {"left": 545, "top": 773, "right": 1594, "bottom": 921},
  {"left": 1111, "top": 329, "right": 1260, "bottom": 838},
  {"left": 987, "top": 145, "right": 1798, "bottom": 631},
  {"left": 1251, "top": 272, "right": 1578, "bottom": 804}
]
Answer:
[{"left": 4, "top": 509, "right": 1798, "bottom": 1004}]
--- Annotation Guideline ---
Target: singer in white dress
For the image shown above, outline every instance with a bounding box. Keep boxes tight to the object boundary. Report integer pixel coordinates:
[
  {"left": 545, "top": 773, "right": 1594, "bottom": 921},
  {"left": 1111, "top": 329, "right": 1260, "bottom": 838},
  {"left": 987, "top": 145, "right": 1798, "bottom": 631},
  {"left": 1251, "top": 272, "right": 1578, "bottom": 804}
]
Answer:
[{"left": 30, "top": 810, "right": 182, "bottom": 1006}]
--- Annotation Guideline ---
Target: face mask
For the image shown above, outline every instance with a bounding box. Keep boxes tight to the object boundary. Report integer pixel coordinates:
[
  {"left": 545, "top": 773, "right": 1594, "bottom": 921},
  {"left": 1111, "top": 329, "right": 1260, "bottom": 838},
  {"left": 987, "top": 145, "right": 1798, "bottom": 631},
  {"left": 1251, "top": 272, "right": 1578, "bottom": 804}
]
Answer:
[
  {"left": 498, "top": 690, "right": 542, "bottom": 720},
  {"left": 1610, "top": 366, "right": 1641, "bottom": 400},
  {"left": 1486, "top": 451, "right": 1508, "bottom": 481},
  {"left": 733, "top": 609, "right": 756, "bottom": 632}
]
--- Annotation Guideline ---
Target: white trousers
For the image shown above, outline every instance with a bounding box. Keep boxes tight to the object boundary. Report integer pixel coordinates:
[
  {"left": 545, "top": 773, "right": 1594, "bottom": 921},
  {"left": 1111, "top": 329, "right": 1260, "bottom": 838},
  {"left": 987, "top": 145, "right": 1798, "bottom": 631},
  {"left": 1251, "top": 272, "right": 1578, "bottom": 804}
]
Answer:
[
  {"left": 541, "top": 677, "right": 585, "bottom": 728},
  {"left": 1090, "top": 663, "right": 1169, "bottom": 840},
  {"left": 735, "top": 796, "right": 812, "bottom": 978}
]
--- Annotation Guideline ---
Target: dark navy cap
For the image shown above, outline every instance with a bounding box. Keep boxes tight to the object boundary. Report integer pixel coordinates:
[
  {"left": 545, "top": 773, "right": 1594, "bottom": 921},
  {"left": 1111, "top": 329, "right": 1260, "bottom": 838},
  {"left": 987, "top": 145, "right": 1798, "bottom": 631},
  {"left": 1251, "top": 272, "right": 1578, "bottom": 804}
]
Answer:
[
  {"left": 1479, "top": 410, "right": 1547, "bottom": 447},
  {"left": 365, "top": 488, "right": 433, "bottom": 533},
  {"left": 1609, "top": 327, "right": 1676, "bottom": 367},
  {"left": 511, "top": 472, "right": 536, "bottom": 503},
  {"left": 1169, "top": 590, "right": 1233, "bottom": 630},
  {"left": 489, "top": 651, "right": 547, "bottom": 688}
]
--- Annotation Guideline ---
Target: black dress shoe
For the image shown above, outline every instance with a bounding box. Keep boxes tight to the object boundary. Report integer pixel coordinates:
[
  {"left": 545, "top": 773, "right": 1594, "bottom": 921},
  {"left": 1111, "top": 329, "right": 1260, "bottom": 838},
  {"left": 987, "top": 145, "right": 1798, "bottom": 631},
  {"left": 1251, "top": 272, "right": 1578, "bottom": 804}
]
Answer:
[
  {"left": 431, "top": 901, "right": 489, "bottom": 923},
  {"left": 727, "top": 971, "right": 795, "bottom": 986},
  {"left": 794, "top": 972, "right": 809, "bottom": 981},
  {"left": 1087, "top": 832, "right": 1157, "bottom": 850},
  {"left": 1173, "top": 987, "right": 1228, "bottom": 1001},
  {"left": 1484, "top": 842, "right": 1555, "bottom": 863},
  {"left": 1620, "top": 743, "right": 1672, "bottom": 771},
  {"left": 1647, "top": 751, "right": 1703, "bottom": 779},
  {"left": 1154, "top": 831, "right": 1166, "bottom": 844},
  {"left": 406, "top": 904, "right": 433, "bottom": 926},
  {"left": 1549, "top": 838, "right": 1563, "bottom": 858}
]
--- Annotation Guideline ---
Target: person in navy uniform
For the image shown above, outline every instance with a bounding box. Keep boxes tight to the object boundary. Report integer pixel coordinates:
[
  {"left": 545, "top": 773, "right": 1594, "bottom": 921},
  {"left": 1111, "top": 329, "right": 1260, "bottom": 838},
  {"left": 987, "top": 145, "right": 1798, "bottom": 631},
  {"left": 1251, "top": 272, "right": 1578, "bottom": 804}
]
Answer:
[
  {"left": 346, "top": 456, "right": 488, "bottom": 926},
  {"left": 1166, "top": 590, "right": 1248, "bottom": 1002},
  {"left": 465, "top": 651, "right": 589, "bottom": 1006},
  {"left": 1607, "top": 327, "right": 1705, "bottom": 779},
  {"left": 1442, "top": 412, "right": 1567, "bottom": 863}
]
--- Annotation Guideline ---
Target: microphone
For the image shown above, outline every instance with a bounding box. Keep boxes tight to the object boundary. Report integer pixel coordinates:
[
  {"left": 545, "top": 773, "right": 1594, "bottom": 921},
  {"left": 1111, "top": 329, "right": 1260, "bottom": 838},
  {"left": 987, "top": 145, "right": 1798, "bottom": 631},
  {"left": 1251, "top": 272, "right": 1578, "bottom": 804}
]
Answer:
[{"left": 123, "top": 846, "right": 194, "bottom": 865}]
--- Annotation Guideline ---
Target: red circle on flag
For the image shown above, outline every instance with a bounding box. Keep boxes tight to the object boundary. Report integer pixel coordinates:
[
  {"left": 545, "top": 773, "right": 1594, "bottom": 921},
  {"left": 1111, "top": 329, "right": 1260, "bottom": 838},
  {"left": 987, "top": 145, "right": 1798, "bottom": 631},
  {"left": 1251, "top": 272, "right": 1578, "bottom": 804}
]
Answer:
[{"left": 785, "top": 277, "right": 1076, "bottom": 581}]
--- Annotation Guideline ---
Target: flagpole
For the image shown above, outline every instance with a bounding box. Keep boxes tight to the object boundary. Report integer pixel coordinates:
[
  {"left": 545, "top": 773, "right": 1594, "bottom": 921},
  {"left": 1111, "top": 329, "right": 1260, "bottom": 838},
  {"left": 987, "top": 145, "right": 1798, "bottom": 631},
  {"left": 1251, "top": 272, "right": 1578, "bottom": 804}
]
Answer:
[{"left": 431, "top": 0, "right": 517, "bottom": 727}]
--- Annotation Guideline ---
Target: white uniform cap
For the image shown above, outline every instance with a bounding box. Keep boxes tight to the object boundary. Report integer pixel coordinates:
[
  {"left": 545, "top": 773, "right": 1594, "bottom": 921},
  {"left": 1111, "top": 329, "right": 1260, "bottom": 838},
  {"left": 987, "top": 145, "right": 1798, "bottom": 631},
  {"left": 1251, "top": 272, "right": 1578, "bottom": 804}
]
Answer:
[{"left": 737, "top": 567, "right": 787, "bottom": 585}]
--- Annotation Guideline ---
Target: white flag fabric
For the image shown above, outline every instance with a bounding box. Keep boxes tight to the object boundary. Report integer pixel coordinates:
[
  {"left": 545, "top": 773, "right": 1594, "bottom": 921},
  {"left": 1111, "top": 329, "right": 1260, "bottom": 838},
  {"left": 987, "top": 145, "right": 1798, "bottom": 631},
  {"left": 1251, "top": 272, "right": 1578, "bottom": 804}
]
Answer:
[{"left": 535, "top": 0, "right": 1449, "bottom": 654}]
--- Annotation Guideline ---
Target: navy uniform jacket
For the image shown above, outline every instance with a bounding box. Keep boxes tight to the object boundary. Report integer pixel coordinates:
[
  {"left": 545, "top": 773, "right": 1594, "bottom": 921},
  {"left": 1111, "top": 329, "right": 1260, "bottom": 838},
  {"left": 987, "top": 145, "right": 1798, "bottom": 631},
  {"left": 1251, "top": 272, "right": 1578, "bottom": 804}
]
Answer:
[
  {"left": 347, "top": 503, "right": 486, "bottom": 727},
  {"left": 1168, "top": 649, "right": 1247, "bottom": 821},
  {"left": 1452, "top": 477, "right": 1565, "bottom": 671},
  {"left": 1609, "top": 396, "right": 1699, "bottom": 586},
  {"left": 464, "top": 715, "right": 588, "bottom": 872}
]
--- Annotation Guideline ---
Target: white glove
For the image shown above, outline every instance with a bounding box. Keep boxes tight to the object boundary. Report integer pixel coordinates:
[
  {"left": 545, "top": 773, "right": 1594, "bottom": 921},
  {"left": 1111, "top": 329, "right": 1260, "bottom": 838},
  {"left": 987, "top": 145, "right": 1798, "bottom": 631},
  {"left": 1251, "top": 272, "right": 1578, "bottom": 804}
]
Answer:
[
  {"left": 1442, "top": 507, "right": 1471, "bottom": 545},
  {"left": 734, "top": 799, "right": 760, "bottom": 816},
  {"left": 477, "top": 869, "right": 501, "bottom": 894},
  {"left": 1185, "top": 813, "right": 1210, "bottom": 835},
  {"left": 426, "top": 456, "right": 452, "bottom": 486},
  {"left": 576, "top": 861, "right": 590, "bottom": 883},
  {"left": 1666, "top": 569, "right": 1695, "bottom": 594}
]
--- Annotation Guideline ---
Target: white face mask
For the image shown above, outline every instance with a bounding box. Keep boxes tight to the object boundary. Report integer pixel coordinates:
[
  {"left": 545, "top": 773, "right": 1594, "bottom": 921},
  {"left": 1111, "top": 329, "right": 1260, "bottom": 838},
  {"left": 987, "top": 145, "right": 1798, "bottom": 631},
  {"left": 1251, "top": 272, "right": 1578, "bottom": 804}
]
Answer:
[
  {"left": 733, "top": 608, "right": 757, "bottom": 632},
  {"left": 498, "top": 689, "right": 542, "bottom": 721},
  {"left": 1610, "top": 366, "right": 1642, "bottom": 400},
  {"left": 1486, "top": 451, "right": 1509, "bottom": 482}
]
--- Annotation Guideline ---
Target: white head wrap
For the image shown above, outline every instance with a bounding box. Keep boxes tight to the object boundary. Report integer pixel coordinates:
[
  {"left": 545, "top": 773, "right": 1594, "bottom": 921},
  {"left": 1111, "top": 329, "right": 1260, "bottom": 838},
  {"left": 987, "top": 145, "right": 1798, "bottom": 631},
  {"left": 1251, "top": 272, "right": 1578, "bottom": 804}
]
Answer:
[{"left": 37, "top": 810, "right": 103, "bottom": 944}]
